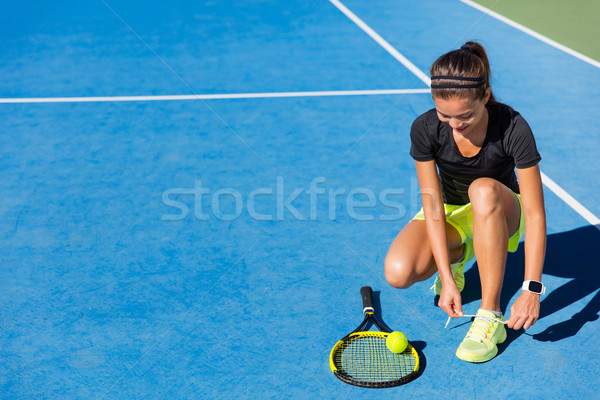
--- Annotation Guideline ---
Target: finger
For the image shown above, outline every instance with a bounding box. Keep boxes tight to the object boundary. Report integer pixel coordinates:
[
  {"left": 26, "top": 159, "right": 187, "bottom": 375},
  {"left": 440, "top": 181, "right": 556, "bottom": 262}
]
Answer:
[
  {"left": 438, "top": 297, "right": 452, "bottom": 316},
  {"left": 515, "top": 319, "right": 525, "bottom": 330},
  {"left": 449, "top": 305, "right": 463, "bottom": 318},
  {"left": 506, "top": 314, "right": 521, "bottom": 330},
  {"left": 507, "top": 305, "right": 517, "bottom": 328},
  {"left": 453, "top": 298, "right": 464, "bottom": 317},
  {"left": 441, "top": 304, "right": 456, "bottom": 318},
  {"left": 440, "top": 302, "right": 458, "bottom": 318},
  {"left": 512, "top": 315, "right": 528, "bottom": 330},
  {"left": 523, "top": 316, "right": 538, "bottom": 330}
]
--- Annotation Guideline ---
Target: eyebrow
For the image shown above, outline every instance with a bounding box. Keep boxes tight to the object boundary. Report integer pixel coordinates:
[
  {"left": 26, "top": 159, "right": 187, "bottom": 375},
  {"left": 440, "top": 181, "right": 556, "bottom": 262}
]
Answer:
[{"left": 436, "top": 109, "right": 473, "bottom": 118}]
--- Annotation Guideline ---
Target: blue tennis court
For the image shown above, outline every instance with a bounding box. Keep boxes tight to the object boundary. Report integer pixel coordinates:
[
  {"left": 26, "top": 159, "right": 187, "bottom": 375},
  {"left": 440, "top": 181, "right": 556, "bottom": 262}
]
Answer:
[{"left": 1, "top": 1, "right": 599, "bottom": 398}]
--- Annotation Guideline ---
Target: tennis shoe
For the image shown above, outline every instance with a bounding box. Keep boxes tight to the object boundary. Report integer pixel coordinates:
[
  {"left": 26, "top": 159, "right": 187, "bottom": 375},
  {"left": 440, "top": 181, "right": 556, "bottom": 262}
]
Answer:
[
  {"left": 455, "top": 309, "right": 507, "bottom": 363},
  {"left": 433, "top": 241, "right": 473, "bottom": 296}
]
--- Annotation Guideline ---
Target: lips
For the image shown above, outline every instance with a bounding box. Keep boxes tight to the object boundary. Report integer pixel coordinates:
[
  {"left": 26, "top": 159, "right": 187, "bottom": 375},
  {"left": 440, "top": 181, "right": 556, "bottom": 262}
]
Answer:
[{"left": 455, "top": 126, "right": 468, "bottom": 133}]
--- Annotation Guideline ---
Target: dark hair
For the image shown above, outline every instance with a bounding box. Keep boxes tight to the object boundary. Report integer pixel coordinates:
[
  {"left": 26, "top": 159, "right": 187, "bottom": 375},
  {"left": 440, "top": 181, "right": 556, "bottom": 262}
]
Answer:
[{"left": 430, "top": 41, "right": 500, "bottom": 104}]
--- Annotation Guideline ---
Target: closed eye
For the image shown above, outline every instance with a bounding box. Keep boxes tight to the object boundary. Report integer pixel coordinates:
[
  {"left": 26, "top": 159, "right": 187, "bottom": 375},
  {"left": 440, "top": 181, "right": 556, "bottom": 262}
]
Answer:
[{"left": 437, "top": 111, "right": 473, "bottom": 120}]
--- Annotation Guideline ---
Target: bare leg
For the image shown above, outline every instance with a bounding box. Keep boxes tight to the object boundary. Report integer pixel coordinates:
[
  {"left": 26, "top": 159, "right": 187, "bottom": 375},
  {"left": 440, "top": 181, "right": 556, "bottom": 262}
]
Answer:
[
  {"left": 468, "top": 178, "right": 521, "bottom": 312},
  {"left": 385, "top": 220, "right": 465, "bottom": 289}
]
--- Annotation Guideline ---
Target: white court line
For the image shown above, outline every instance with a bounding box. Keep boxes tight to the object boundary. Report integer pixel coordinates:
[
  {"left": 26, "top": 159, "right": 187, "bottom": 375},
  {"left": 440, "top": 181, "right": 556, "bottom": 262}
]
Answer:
[
  {"left": 460, "top": 0, "right": 600, "bottom": 68},
  {"left": 332, "top": 0, "right": 600, "bottom": 229},
  {"left": 541, "top": 172, "right": 600, "bottom": 230},
  {"left": 328, "top": 0, "right": 431, "bottom": 86},
  {"left": 458, "top": 0, "right": 600, "bottom": 229},
  {"left": 0, "top": 89, "right": 431, "bottom": 104}
]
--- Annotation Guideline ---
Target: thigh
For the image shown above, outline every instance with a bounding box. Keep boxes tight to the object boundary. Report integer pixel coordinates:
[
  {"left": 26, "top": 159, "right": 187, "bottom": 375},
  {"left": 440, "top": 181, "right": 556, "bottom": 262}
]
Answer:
[
  {"left": 385, "top": 219, "right": 463, "bottom": 278},
  {"left": 469, "top": 178, "right": 522, "bottom": 237}
]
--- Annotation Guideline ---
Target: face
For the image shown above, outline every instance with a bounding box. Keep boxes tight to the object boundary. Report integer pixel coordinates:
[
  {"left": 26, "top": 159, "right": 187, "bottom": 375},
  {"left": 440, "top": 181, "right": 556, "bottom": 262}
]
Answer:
[{"left": 433, "top": 91, "right": 490, "bottom": 136}]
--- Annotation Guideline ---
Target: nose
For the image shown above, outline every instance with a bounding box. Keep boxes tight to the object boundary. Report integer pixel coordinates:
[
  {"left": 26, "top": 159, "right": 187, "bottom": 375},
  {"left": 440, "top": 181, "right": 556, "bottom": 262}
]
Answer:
[{"left": 449, "top": 118, "right": 462, "bottom": 129}]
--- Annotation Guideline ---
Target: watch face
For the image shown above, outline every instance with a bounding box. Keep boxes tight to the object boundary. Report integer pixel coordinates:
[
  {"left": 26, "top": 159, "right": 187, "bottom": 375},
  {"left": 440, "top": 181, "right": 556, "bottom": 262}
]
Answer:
[{"left": 529, "top": 281, "right": 543, "bottom": 293}]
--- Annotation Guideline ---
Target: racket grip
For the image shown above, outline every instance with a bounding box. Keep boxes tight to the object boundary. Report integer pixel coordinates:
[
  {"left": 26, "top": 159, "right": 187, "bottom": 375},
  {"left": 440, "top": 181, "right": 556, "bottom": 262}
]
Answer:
[{"left": 360, "top": 286, "right": 374, "bottom": 314}]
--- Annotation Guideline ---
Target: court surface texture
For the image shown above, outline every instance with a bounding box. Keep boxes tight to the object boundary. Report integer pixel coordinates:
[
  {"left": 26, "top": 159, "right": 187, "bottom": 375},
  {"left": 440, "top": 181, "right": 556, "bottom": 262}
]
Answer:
[{"left": 1, "top": 1, "right": 599, "bottom": 398}]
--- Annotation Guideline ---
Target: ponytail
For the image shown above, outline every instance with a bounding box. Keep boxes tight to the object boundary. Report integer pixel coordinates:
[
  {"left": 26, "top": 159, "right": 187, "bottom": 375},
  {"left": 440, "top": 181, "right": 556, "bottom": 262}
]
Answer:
[{"left": 430, "top": 41, "right": 501, "bottom": 105}]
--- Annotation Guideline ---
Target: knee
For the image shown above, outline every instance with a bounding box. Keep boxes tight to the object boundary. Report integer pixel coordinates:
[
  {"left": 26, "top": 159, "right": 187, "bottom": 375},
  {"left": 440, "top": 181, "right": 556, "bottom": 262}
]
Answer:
[
  {"left": 468, "top": 178, "right": 502, "bottom": 215},
  {"left": 384, "top": 256, "right": 415, "bottom": 289}
]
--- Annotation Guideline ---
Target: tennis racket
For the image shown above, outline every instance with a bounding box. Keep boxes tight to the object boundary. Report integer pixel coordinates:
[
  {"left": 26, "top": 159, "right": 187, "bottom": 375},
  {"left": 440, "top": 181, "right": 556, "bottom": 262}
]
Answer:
[{"left": 329, "top": 286, "right": 420, "bottom": 388}]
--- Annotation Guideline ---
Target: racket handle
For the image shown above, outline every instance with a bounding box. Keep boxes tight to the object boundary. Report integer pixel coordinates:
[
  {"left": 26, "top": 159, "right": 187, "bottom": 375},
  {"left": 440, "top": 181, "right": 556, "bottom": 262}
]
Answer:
[{"left": 360, "top": 286, "right": 375, "bottom": 315}]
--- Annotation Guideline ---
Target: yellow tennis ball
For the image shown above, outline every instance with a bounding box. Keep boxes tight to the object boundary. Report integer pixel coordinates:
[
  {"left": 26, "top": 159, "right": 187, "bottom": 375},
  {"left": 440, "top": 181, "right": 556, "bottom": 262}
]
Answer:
[{"left": 386, "top": 331, "right": 408, "bottom": 353}]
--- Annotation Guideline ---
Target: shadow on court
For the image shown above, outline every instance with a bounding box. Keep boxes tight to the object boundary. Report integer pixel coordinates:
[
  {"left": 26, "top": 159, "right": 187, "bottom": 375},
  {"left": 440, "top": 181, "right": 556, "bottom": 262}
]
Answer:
[{"left": 460, "top": 225, "right": 600, "bottom": 345}]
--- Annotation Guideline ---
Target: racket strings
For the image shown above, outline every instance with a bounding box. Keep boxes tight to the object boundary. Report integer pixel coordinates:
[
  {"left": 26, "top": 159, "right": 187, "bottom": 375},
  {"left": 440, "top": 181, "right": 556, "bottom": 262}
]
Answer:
[{"left": 333, "top": 334, "right": 416, "bottom": 382}]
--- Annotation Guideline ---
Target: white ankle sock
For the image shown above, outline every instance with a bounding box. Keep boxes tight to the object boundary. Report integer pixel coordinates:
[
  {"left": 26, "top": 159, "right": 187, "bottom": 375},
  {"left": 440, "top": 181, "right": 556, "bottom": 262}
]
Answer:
[{"left": 480, "top": 308, "right": 503, "bottom": 318}]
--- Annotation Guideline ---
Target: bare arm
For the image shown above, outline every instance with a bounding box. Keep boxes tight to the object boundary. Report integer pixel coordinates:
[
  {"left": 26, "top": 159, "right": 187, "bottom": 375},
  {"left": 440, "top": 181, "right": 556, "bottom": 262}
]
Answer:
[
  {"left": 507, "top": 164, "right": 547, "bottom": 329},
  {"left": 415, "top": 160, "right": 463, "bottom": 317}
]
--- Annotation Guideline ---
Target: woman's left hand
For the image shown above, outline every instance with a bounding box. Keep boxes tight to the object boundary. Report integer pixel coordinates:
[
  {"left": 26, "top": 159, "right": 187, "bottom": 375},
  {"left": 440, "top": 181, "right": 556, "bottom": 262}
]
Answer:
[{"left": 506, "top": 291, "right": 540, "bottom": 330}]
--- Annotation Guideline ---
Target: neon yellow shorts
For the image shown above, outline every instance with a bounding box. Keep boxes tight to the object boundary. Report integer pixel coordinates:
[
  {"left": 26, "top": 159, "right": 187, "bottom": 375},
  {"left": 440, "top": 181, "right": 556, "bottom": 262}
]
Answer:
[{"left": 412, "top": 194, "right": 525, "bottom": 253}]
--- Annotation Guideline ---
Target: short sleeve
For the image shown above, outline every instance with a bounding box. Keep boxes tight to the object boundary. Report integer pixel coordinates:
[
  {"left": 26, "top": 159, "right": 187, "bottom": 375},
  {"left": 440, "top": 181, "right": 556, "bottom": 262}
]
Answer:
[
  {"left": 410, "top": 115, "right": 435, "bottom": 162},
  {"left": 505, "top": 114, "right": 541, "bottom": 169}
]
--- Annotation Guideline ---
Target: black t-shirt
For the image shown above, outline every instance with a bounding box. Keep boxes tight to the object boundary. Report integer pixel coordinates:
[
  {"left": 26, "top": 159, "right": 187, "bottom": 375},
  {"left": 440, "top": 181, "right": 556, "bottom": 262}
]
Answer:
[{"left": 410, "top": 103, "right": 541, "bottom": 205}]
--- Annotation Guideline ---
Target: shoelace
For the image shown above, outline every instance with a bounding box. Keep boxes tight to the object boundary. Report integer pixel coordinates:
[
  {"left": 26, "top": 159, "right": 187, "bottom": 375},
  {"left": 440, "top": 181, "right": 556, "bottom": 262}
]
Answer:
[
  {"left": 431, "top": 247, "right": 469, "bottom": 291},
  {"left": 445, "top": 313, "right": 507, "bottom": 329},
  {"left": 464, "top": 315, "right": 500, "bottom": 342}
]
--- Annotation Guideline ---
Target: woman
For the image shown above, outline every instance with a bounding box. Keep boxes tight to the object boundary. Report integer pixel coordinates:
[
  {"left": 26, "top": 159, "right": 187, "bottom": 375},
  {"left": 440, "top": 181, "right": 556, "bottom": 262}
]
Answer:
[{"left": 385, "top": 42, "right": 546, "bottom": 363}]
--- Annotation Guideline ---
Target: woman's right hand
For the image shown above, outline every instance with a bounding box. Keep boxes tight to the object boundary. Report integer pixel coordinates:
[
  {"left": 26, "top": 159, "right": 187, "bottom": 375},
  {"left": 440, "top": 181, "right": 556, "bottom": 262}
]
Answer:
[{"left": 439, "top": 283, "right": 464, "bottom": 318}]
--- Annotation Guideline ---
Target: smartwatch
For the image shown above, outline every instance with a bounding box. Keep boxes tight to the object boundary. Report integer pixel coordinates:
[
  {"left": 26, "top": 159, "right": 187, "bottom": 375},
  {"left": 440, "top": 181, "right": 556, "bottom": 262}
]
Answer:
[{"left": 522, "top": 280, "right": 546, "bottom": 295}]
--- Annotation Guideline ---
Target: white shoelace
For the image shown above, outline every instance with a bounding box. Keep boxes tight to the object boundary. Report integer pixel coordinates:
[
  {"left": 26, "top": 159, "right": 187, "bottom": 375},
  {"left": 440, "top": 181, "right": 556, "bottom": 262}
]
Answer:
[{"left": 445, "top": 313, "right": 507, "bottom": 329}]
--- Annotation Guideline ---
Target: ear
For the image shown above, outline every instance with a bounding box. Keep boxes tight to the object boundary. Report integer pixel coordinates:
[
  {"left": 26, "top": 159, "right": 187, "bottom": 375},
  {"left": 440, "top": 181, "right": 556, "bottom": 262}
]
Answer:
[{"left": 484, "top": 88, "right": 491, "bottom": 104}]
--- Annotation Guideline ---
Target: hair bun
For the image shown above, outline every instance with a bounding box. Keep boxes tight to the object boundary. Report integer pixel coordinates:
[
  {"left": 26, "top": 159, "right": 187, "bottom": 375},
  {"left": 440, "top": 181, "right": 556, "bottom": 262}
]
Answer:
[{"left": 430, "top": 41, "right": 496, "bottom": 103}]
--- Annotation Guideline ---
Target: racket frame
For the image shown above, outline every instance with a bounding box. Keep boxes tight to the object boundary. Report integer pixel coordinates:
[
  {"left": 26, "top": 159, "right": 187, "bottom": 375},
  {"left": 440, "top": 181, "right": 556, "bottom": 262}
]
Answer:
[{"left": 329, "top": 286, "right": 420, "bottom": 388}]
